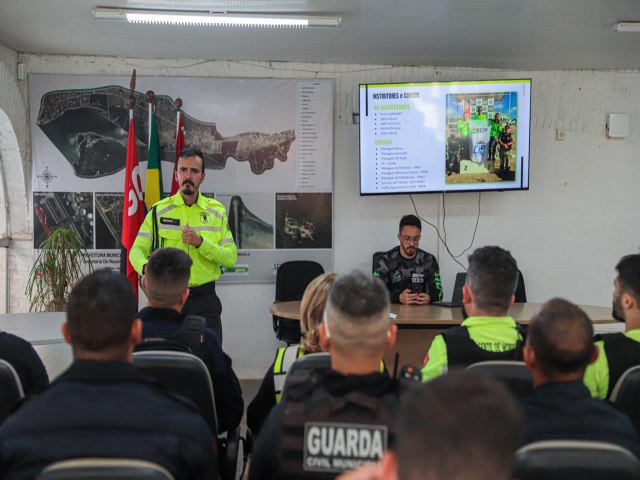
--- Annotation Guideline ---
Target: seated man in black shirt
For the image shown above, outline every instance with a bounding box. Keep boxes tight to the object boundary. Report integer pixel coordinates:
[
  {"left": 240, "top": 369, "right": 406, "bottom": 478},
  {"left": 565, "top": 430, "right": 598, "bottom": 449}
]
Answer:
[
  {"left": 0, "top": 332, "right": 48, "bottom": 397},
  {"left": 249, "top": 271, "right": 403, "bottom": 479},
  {"left": 0, "top": 270, "right": 216, "bottom": 480},
  {"left": 521, "top": 297, "right": 640, "bottom": 457},
  {"left": 374, "top": 215, "right": 442, "bottom": 305},
  {"left": 138, "top": 247, "right": 243, "bottom": 434}
]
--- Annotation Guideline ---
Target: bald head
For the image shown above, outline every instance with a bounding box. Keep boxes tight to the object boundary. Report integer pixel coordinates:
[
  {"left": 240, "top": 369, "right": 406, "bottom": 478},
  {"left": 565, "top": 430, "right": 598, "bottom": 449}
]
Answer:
[{"left": 527, "top": 298, "right": 594, "bottom": 378}]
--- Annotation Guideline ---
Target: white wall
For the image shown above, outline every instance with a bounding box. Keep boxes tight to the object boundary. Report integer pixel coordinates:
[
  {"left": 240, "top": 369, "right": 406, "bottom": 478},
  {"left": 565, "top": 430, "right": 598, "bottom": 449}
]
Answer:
[{"left": 15, "top": 55, "right": 640, "bottom": 377}]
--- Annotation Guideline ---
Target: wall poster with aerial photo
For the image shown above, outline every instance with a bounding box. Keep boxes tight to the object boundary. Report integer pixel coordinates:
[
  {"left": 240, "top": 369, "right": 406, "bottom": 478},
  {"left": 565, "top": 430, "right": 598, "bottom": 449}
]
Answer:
[{"left": 29, "top": 74, "right": 334, "bottom": 283}]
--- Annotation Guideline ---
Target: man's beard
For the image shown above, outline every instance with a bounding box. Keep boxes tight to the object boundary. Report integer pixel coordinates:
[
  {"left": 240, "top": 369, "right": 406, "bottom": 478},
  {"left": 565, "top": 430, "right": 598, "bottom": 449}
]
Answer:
[
  {"left": 181, "top": 181, "right": 195, "bottom": 195},
  {"left": 612, "top": 298, "right": 625, "bottom": 323}
]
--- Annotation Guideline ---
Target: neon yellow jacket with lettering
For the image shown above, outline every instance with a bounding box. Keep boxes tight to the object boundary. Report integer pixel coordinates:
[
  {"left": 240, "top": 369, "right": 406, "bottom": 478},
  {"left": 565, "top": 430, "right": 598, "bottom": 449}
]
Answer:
[
  {"left": 130, "top": 192, "right": 237, "bottom": 287},
  {"left": 421, "top": 316, "right": 521, "bottom": 381}
]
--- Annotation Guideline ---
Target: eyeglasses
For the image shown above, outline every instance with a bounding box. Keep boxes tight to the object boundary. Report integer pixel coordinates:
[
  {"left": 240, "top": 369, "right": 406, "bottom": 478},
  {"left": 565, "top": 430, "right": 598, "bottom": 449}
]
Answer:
[{"left": 401, "top": 236, "right": 421, "bottom": 244}]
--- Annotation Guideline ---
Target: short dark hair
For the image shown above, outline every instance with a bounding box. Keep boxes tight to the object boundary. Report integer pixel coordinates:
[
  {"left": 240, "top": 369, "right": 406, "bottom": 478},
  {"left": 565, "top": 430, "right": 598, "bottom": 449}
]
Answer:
[
  {"left": 527, "top": 298, "right": 594, "bottom": 376},
  {"left": 178, "top": 147, "right": 205, "bottom": 171},
  {"left": 328, "top": 270, "right": 389, "bottom": 320},
  {"left": 467, "top": 246, "right": 518, "bottom": 313},
  {"left": 399, "top": 214, "right": 421, "bottom": 232},
  {"left": 66, "top": 270, "right": 137, "bottom": 353},
  {"left": 144, "top": 248, "right": 192, "bottom": 307},
  {"left": 616, "top": 254, "right": 640, "bottom": 301},
  {"left": 397, "top": 370, "right": 523, "bottom": 480}
]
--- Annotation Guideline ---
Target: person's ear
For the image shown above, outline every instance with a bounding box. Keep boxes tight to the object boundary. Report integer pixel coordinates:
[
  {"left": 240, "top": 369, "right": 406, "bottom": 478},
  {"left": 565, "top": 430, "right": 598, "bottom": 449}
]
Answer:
[
  {"left": 590, "top": 344, "right": 599, "bottom": 364},
  {"left": 385, "top": 324, "right": 398, "bottom": 348},
  {"left": 131, "top": 318, "right": 142, "bottom": 346},
  {"left": 462, "top": 284, "right": 472, "bottom": 304},
  {"left": 179, "top": 287, "right": 190, "bottom": 307},
  {"left": 380, "top": 451, "right": 399, "bottom": 480},
  {"left": 318, "top": 321, "right": 331, "bottom": 350},
  {"left": 140, "top": 275, "right": 147, "bottom": 293},
  {"left": 622, "top": 292, "right": 636, "bottom": 311},
  {"left": 61, "top": 322, "right": 72, "bottom": 345},
  {"left": 523, "top": 344, "right": 536, "bottom": 369}
]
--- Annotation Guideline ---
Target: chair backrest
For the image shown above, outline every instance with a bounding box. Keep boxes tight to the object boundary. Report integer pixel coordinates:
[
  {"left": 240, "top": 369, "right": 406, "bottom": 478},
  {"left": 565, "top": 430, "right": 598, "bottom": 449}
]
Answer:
[
  {"left": 275, "top": 261, "right": 325, "bottom": 302},
  {"left": 610, "top": 365, "right": 640, "bottom": 436},
  {"left": 132, "top": 351, "right": 218, "bottom": 434},
  {"left": 35, "top": 458, "right": 175, "bottom": 480},
  {"left": 281, "top": 352, "right": 331, "bottom": 398},
  {"left": 0, "top": 358, "right": 24, "bottom": 424},
  {"left": 466, "top": 360, "right": 533, "bottom": 398},
  {"left": 372, "top": 251, "right": 386, "bottom": 274},
  {"left": 515, "top": 269, "right": 527, "bottom": 303},
  {"left": 514, "top": 440, "right": 640, "bottom": 480}
]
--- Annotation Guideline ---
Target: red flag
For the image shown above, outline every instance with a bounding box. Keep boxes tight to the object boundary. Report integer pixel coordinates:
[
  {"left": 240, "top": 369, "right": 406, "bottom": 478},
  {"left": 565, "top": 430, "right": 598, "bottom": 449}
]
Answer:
[
  {"left": 121, "top": 110, "right": 145, "bottom": 294},
  {"left": 170, "top": 111, "right": 185, "bottom": 195}
]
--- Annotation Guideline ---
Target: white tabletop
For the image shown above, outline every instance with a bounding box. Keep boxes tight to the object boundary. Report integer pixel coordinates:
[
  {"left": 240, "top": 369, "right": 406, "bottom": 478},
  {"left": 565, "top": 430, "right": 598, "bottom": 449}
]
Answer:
[{"left": 0, "top": 312, "right": 66, "bottom": 345}]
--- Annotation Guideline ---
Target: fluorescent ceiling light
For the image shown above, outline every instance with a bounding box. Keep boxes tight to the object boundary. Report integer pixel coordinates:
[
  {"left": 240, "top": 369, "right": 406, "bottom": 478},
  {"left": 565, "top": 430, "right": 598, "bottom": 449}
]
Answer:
[
  {"left": 93, "top": 7, "right": 341, "bottom": 29},
  {"left": 614, "top": 22, "right": 640, "bottom": 32}
]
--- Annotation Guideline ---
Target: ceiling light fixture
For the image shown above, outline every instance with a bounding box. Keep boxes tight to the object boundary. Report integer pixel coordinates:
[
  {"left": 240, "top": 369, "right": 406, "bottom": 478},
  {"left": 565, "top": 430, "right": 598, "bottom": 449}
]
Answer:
[
  {"left": 93, "top": 7, "right": 341, "bottom": 29},
  {"left": 614, "top": 22, "right": 640, "bottom": 32}
]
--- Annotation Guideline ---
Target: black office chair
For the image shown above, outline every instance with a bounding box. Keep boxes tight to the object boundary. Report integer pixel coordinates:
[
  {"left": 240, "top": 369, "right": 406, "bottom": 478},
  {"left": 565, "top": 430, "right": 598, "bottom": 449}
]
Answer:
[
  {"left": 132, "top": 351, "right": 239, "bottom": 480},
  {"left": 0, "top": 358, "right": 24, "bottom": 424},
  {"left": 515, "top": 269, "right": 527, "bottom": 303},
  {"left": 610, "top": 365, "right": 640, "bottom": 436},
  {"left": 35, "top": 458, "right": 175, "bottom": 480},
  {"left": 466, "top": 360, "right": 533, "bottom": 399},
  {"left": 280, "top": 352, "right": 332, "bottom": 398},
  {"left": 372, "top": 251, "right": 385, "bottom": 274},
  {"left": 273, "top": 261, "right": 325, "bottom": 345},
  {"left": 514, "top": 440, "right": 640, "bottom": 480}
]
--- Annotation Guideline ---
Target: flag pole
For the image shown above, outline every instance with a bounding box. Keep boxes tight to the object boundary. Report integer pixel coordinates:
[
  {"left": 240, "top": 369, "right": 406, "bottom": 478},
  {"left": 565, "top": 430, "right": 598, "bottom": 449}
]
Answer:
[{"left": 171, "top": 97, "right": 184, "bottom": 195}]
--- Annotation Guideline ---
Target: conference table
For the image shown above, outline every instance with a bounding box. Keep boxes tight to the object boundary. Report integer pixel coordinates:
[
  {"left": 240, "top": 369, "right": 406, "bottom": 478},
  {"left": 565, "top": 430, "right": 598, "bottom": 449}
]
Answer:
[{"left": 270, "top": 301, "right": 615, "bottom": 368}]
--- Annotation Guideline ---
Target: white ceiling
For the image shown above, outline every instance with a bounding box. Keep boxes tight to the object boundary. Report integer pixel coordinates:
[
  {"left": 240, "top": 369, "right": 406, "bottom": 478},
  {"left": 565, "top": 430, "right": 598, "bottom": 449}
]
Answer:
[{"left": 1, "top": 0, "right": 640, "bottom": 70}]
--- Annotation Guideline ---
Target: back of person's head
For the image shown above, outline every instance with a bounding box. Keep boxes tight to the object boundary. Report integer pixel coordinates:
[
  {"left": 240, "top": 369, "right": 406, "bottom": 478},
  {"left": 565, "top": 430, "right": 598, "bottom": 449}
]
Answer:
[
  {"left": 300, "top": 272, "right": 337, "bottom": 354},
  {"left": 396, "top": 370, "right": 523, "bottom": 480},
  {"left": 325, "top": 270, "right": 390, "bottom": 358},
  {"left": 616, "top": 254, "right": 640, "bottom": 303},
  {"left": 526, "top": 298, "right": 594, "bottom": 378},
  {"left": 66, "top": 269, "right": 138, "bottom": 358},
  {"left": 467, "top": 246, "right": 518, "bottom": 314},
  {"left": 144, "top": 248, "right": 192, "bottom": 308},
  {"left": 399, "top": 214, "right": 421, "bottom": 232}
]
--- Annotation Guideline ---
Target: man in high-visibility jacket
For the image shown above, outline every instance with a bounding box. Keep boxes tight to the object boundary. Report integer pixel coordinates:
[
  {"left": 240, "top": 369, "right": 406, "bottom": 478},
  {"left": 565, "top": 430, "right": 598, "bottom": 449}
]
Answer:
[
  {"left": 583, "top": 254, "right": 640, "bottom": 399},
  {"left": 130, "top": 147, "right": 237, "bottom": 341},
  {"left": 422, "top": 246, "right": 524, "bottom": 381}
]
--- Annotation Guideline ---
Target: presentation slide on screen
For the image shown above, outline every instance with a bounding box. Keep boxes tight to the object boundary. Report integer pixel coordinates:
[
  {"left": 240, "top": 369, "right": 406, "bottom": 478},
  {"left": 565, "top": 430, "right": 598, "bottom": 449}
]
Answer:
[{"left": 359, "top": 80, "right": 531, "bottom": 195}]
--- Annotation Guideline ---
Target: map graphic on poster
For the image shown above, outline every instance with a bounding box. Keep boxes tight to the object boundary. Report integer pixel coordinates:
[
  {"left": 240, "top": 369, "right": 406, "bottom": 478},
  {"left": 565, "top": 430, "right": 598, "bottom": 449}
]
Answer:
[{"left": 30, "top": 75, "right": 334, "bottom": 282}]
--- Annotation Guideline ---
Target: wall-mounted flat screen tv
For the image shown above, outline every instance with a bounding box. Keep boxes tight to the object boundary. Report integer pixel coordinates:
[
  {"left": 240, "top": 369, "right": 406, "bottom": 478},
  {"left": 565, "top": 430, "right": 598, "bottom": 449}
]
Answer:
[{"left": 359, "top": 79, "right": 531, "bottom": 195}]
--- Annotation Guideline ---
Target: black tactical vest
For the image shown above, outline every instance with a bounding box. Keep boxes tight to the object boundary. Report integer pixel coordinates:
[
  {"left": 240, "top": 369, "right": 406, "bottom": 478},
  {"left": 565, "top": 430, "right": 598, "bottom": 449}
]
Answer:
[
  {"left": 595, "top": 333, "right": 640, "bottom": 397},
  {"left": 277, "top": 370, "right": 405, "bottom": 480},
  {"left": 136, "top": 315, "right": 206, "bottom": 359},
  {"left": 443, "top": 325, "right": 525, "bottom": 367}
]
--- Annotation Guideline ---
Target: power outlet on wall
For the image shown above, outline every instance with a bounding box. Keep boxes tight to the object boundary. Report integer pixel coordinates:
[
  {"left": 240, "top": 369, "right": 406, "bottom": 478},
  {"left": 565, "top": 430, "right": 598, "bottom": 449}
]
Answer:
[{"left": 556, "top": 129, "right": 567, "bottom": 141}]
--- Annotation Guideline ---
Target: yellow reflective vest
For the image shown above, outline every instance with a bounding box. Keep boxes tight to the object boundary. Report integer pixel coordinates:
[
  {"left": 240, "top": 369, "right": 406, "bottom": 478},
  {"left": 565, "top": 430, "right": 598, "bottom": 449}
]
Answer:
[{"left": 130, "top": 192, "right": 237, "bottom": 287}]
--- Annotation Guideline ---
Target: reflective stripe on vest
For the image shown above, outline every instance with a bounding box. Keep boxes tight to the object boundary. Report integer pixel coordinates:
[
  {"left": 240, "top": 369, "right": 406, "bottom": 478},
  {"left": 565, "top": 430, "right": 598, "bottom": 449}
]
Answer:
[{"left": 273, "top": 345, "right": 304, "bottom": 403}]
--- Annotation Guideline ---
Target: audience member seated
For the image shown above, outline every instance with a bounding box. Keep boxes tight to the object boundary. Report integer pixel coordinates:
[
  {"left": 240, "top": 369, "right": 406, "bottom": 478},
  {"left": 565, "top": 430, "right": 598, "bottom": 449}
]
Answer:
[
  {"left": 337, "top": 370, "right": 524, "bottom": 480},
  {"left": 249, "top": 271, "right": 408, "bottom": 479},
  {"left": 0, "top": 331, "right": 48, "bottom": 397},
  {"left": 138, "top": 247, "right": 243, "bottom": 433},
  {"left": 584, "top": 253, "right": 640, "bottom": 399},
  {"left": 373, "top": 214, "right": 443, "bottom": 305},
  {"left": 0, "top": 270, "right": 216, "bottom": 480},
  {"left": 247, "top": 272, "right": 336, "bottom": 435},
  {"left": 422, "top": 245, "right": 524, "bottom": 381},
  {"left": 521, "top": 297, "right": 640, "bottom": 457}
]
